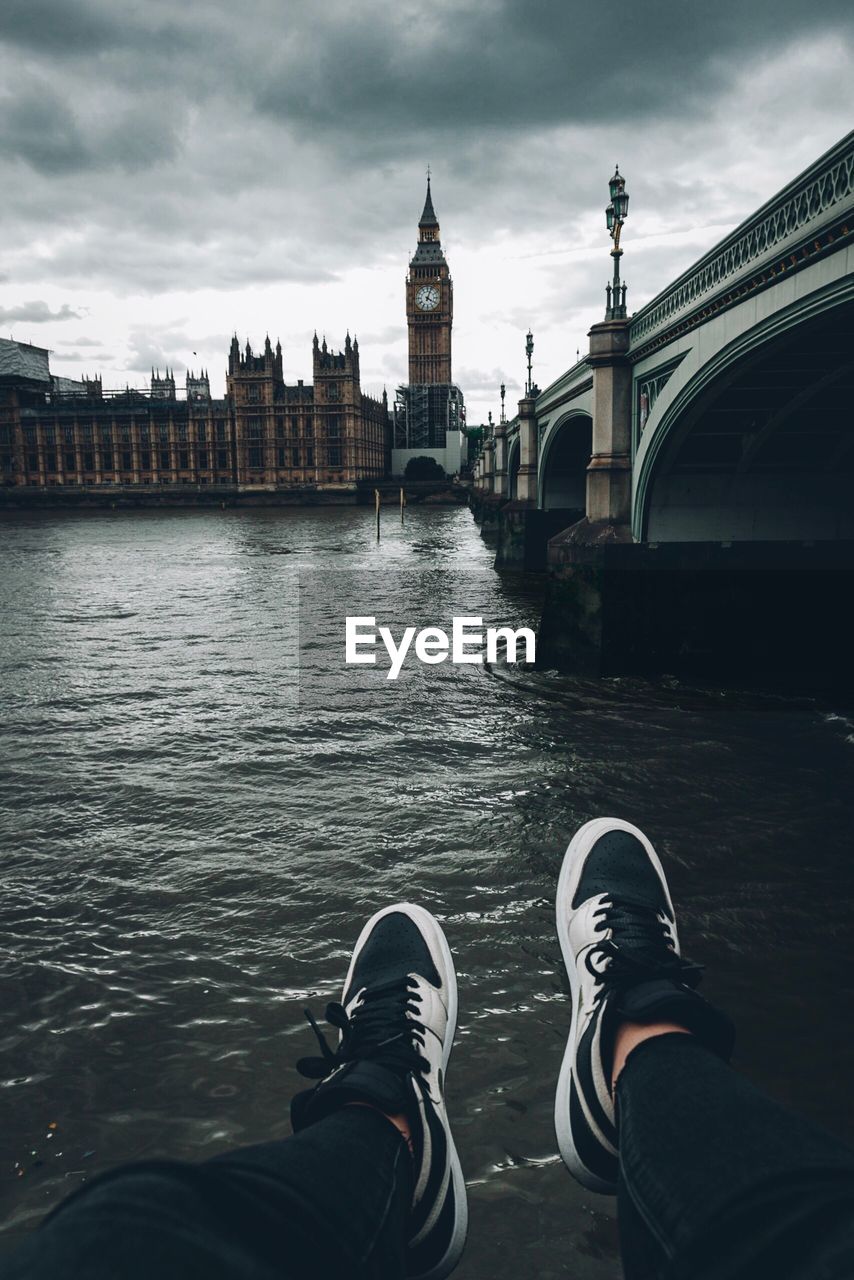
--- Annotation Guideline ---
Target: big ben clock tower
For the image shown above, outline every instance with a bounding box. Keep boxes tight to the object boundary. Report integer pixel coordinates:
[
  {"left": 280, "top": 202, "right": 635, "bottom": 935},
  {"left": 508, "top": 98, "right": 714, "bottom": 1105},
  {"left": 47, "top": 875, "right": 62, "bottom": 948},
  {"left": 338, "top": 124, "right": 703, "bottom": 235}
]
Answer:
[
  {"left": 393, "top": 175, "right": 465, "bottom": 472},
  {"left": 406, "top": 177, "right": 453, "bottom": 384}
]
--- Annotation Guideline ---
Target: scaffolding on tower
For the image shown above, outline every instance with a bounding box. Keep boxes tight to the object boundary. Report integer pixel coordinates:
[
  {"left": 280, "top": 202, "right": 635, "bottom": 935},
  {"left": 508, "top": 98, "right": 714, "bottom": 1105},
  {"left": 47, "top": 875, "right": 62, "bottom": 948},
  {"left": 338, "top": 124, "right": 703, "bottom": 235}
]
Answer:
[{"left": 393, "top": 383, "right": 464, "bottom": 450}]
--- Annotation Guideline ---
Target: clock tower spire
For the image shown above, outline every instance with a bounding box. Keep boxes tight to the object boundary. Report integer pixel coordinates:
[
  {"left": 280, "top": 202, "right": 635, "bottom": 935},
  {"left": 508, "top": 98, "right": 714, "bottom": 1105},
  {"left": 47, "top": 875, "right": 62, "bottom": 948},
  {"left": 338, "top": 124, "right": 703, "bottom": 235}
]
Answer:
[{"left": 407, "top": 175, "right": 453, "bottom": 384}]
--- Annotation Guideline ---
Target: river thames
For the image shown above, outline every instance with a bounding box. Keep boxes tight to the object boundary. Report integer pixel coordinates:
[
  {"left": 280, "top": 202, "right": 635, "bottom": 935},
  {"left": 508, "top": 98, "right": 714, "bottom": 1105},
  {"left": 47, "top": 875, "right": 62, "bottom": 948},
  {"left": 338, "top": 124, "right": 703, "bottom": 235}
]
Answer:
[{"left": 2, "top": 504, "right": 853, "bottom": 1278}]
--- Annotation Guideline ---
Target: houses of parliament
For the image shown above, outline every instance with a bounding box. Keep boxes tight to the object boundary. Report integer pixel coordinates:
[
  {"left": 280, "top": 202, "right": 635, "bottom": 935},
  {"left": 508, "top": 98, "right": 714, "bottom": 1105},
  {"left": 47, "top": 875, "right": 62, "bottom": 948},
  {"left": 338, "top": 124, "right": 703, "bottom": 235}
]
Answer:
[{"left": 0, "top": 181, "right": 466, "bottom": 496}]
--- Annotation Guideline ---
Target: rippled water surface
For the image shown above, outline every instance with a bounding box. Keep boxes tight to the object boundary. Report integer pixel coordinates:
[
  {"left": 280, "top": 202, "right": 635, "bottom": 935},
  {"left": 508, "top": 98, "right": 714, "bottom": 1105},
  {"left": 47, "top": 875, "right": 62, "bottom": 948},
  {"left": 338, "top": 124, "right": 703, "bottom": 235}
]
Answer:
[{"left": 2, "top": 505, "right": 854, "bottom": 1278}]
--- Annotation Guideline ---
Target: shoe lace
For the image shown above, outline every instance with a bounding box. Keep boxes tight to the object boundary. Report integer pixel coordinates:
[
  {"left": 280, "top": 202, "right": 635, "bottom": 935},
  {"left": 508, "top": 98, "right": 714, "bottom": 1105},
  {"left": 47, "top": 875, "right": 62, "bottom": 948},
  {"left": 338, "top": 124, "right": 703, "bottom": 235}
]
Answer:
[
  {"left": 587, "top": 898, "right": 703, "bottom": 994},
  {"left": 297, "top": 975, "right": 430, "bottom": 1081}
]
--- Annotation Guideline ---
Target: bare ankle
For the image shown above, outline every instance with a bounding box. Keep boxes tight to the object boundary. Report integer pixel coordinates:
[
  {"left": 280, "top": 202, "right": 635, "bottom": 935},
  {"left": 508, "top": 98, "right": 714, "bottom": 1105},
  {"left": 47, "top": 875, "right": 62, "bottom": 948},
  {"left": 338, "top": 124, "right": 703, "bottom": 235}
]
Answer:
[
  {"left": 611, "top": 1020, "right": 692, "bottom": 1094},
  {"left": 346, "top": 1102, "right": 414, "bottom": 1156}
]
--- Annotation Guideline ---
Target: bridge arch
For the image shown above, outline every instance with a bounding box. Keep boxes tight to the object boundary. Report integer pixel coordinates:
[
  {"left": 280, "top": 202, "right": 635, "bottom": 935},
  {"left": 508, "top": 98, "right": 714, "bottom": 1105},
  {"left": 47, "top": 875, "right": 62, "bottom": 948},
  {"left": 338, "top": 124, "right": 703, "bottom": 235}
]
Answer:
[
  {"left": 538, "top": 410, "right": 593, "bottom": 512},
  {"left": 634, "top": 285, "right": 854, "bottom": 542}
]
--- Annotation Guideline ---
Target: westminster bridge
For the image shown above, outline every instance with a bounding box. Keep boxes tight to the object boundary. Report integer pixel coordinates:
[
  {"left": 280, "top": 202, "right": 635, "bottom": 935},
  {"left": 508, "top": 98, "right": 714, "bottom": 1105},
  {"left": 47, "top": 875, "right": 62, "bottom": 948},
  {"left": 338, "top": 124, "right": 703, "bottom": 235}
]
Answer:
[{"left": 472, "top": 130, "right": 854, "bottom": 686}]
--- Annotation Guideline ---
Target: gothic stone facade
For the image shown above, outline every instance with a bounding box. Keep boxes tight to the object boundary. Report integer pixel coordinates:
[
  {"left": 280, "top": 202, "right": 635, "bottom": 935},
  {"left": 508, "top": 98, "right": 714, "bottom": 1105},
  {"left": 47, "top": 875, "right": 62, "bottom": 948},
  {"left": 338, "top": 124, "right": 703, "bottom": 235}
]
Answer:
[
  {"left": 0, "top": 335, "right": 389, "bottom": 491},
  {"left": 227, "top": 333, "right": 388, "bottom": 487}
]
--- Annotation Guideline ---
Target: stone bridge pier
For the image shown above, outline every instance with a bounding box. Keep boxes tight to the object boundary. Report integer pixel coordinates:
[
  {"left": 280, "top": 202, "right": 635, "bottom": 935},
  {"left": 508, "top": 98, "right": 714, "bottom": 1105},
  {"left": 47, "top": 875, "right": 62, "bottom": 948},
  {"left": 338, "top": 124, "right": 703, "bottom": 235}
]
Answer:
[{"left": 584, "top": 319, "right": 631, "bottom": 529}]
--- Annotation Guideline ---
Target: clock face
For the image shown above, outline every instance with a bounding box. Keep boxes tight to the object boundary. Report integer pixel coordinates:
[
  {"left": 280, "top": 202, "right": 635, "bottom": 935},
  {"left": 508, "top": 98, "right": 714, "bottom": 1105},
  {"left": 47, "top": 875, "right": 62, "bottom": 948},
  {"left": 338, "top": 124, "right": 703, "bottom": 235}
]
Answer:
[{"left": 415, "top": 285, "right": 440, "bottom": 311}]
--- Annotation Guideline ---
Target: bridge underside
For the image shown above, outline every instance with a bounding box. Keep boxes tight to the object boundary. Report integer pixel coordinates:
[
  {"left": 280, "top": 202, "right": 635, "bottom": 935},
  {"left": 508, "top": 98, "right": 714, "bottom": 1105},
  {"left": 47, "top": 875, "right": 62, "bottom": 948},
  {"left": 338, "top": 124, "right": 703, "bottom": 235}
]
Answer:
[
  {"left": 508, "top": 438, "right": 519, "bottom": 500},
  {"left": 646, "top": 303, "right": 854, "bottom": 542},
  {"left": 540, "top": 304, "right": 854, "bottom": 688},
  {"left": 542, "top": 416, "right": 591, "bottom": 512}
]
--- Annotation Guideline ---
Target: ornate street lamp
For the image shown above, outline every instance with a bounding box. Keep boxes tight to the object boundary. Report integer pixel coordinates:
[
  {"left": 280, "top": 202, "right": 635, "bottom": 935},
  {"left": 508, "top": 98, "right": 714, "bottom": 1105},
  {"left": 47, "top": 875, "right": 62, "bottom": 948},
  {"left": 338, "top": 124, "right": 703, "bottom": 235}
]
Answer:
[
  {"left": 499, "top": 382, "right": 506, "bottom": 423},
  {"left": 525, "top": 330, "right": 534, "bottom": 395},
  {"left": 605, "top": 165, "right": 630, "bottom": 320}
]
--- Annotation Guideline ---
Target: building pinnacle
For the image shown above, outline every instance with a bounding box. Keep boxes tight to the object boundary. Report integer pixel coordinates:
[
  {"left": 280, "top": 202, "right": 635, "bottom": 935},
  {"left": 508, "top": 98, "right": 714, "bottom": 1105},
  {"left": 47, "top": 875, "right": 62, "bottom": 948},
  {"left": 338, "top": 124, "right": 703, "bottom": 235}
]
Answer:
[{"left": 419, "top": 172, "right": 438, "bottom": 227}]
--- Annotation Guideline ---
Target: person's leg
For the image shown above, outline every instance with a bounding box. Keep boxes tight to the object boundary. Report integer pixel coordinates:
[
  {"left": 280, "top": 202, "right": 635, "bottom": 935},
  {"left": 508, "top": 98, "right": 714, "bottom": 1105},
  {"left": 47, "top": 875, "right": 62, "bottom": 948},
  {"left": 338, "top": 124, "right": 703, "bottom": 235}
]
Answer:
[
  {"left": 1, "top": 1105, "right": 411, "bottom": 1280},
  {"left": 2, "top": 902, "right": 467, "bottom": 1280},
  {"left": 553, "top": 818, "right": 854, "bottom": 1280},
  {"left": 290, "top": 901, "right": 468, "bottom": 1279},
  {"left": 615, "top": 1031, "right": 854, "bottom": 1280}
]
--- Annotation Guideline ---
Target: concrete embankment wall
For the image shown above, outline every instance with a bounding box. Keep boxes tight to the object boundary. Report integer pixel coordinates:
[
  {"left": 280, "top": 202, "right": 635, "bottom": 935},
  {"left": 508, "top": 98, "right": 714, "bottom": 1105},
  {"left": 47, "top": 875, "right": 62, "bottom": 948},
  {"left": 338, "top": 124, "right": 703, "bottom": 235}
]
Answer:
[
  {"left": 468, "top": 493, "right": 854, "bottom": 692},
  {"left": 0, "top": 481, "right": 470, "bottom": 511},
  {"left": 468, "top": 490, "right": 583, "bottom": 571},
  {"left": 538, "top": 534, "right": 854, "bottom": 694}
]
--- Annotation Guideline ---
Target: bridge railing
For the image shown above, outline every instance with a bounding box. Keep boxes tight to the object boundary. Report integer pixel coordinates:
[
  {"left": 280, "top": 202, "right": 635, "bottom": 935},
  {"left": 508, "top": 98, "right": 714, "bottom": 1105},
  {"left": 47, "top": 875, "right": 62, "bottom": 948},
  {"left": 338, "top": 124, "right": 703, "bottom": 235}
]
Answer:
[{"left": 629, "top": 131, "right": 854, "bottom": 348}]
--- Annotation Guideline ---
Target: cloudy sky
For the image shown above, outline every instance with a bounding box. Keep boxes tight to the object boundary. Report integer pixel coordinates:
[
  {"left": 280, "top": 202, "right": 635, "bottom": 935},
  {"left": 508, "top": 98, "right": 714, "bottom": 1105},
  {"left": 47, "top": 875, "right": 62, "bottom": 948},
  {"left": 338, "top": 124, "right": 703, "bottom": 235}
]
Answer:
[{"left": 0, "top": 0, "right": 852, "bottom": 422}]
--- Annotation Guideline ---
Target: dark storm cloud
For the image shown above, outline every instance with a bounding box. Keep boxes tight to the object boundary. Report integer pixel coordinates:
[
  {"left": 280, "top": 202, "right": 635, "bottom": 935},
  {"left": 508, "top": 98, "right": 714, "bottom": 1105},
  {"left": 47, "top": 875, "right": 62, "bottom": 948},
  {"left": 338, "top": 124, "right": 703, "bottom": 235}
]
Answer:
[
  {"left": 0, "top": 0, "right": 851, "bottom": 298},
  {"left": 251, "top": 0, "right": 854, "bottom": 134},
  {"left": 0, "top": 80, "right": 91, "bottom": 174},
  {"left": 0, "top": 0, "right": 122, "bottom": 53},
  {"left": 0, "top": 300, "right": 83, "bottom": 323},
  {"left": 0, "top": 0, "right": 192, "bottom": 56},
  {"left": 0, "top": 68, "right": 182, "bottom": 176}
]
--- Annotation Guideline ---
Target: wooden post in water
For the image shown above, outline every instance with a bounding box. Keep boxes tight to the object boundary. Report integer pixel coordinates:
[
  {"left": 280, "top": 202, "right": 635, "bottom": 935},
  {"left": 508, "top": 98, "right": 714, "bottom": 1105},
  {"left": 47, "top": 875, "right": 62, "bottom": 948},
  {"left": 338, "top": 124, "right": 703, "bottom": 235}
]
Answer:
[
  {"left": 375, "top": 488, "right": 381, "bottom": 541},
  {"left": 400, "top": 486, "right": 406, "bottom": 524}
]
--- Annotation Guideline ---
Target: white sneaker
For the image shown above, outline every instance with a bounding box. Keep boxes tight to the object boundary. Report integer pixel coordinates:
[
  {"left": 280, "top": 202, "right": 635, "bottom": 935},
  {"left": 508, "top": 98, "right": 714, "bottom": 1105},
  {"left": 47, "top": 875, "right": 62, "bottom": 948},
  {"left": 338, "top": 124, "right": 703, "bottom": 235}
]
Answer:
[
  {"left": 292, "top": 903, "right": 468, "bottom": 1279},
  {"left": 555, "top": 818, "right": 734, "bottom": 1194}
]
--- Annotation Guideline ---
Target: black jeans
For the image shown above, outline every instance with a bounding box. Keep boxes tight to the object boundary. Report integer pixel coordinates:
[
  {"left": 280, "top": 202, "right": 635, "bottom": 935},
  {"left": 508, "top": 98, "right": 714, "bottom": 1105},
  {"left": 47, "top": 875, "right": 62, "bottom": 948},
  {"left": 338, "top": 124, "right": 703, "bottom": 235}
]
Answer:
[
  {"left": 0, "top": 1107, "right": 412, "bottom": 1280},
  {"left": 4, "top": 1037, "right": 854, "bottom": 1279},
  {"left": 616, "top": 1034, "right": 854, "bottom": 1279}
]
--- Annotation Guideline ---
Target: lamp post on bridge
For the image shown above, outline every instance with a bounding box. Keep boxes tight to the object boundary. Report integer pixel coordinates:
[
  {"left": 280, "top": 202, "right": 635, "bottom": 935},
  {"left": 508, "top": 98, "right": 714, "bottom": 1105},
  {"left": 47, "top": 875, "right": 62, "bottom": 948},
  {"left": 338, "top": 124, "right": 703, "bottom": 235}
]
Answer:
[
  {"left": 605, "top": 166, "right": 630, "bottom": 320},
  {"left": 493, "top": 386, "right": 508, "bottom": 497},
  {"left": 580, "top": 163, "right": 633, "bottom": 529},
  {"left": 483, "top": 411, "right": 496, "bottom": 493},
  {"left": 517, "top": 333, "right": 539, "bottom": 504}
]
